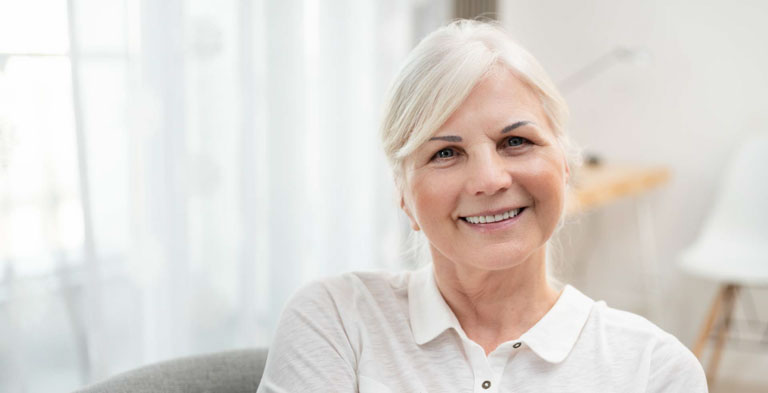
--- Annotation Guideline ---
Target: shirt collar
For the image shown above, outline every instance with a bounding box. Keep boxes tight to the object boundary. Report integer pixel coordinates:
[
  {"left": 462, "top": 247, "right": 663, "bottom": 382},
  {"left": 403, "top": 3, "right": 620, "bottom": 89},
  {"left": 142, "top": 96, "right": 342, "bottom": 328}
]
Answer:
[
  {"left": 408, "top": 264, "right": 464, "bottom": 345},
  {"left": 519, "top": 284, "right": 595, "bottom": 363},
  {"left": 408, "top": 263, "right": 595, "bottom": 364}
]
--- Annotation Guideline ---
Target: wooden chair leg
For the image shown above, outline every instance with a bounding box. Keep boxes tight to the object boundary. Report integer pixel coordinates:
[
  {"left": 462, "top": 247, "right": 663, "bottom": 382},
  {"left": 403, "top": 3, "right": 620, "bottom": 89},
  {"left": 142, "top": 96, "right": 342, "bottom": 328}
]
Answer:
[
  {"left": 693, "top": 285, "right": 727, "bottom": 359},
  {"left": 706, "top": 284, "right": 739, "bottom": 387}
]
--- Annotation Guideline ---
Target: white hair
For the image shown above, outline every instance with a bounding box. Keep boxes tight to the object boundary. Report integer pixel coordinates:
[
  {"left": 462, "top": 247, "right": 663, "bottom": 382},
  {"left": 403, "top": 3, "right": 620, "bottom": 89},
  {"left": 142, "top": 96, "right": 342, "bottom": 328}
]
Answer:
[{"left": 380, "top": 19, "right": 578, "bottom": 188}]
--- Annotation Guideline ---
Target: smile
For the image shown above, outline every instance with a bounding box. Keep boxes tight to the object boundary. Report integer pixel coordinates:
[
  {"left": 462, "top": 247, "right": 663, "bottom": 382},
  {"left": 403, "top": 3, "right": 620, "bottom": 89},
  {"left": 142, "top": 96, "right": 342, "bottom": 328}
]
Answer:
[{"left": 461, "top": 207, "right": 525, "bottom": 224}]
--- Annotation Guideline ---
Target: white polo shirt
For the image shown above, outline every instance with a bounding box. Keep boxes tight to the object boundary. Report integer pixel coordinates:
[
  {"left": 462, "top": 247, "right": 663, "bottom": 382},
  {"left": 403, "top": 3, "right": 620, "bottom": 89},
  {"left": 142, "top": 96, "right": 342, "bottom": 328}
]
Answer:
[{"left": 257, "top": 265, "right": 707, "bottom": 393}]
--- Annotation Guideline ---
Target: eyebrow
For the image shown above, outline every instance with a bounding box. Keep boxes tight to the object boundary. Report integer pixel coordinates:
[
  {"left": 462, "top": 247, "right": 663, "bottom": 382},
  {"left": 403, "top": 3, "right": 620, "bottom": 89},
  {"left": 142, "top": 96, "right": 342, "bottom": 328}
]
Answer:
[
  {"left": 428, "top": 135, "right": 462, "bottom": 142},
  {"left": 428, "top": 121, "right": 534, "bottom": 142},
  {"left": 501, "top": 121, "right": 533, "bottom": 134}
]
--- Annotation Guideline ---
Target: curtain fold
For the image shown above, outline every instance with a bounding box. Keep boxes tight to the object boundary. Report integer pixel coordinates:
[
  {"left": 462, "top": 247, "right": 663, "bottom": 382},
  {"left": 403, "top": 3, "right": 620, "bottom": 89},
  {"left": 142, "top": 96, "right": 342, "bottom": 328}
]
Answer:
[{"left": 65, "top": 0, "right": 414, "bottom": 386}]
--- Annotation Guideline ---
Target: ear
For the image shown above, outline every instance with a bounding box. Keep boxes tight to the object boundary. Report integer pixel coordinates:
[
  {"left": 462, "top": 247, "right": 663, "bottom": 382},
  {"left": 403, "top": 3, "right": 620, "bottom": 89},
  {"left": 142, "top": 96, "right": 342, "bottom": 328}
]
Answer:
[{"left": 400, "top": 194, "right": 421, "bottom": 231}]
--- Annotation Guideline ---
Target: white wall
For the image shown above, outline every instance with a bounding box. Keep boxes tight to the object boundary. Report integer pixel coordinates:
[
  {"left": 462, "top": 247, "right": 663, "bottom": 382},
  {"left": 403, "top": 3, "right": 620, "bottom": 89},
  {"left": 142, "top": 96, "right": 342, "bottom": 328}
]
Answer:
[{"left": 500, "top": 0, "right": 768, "bottom": 385}]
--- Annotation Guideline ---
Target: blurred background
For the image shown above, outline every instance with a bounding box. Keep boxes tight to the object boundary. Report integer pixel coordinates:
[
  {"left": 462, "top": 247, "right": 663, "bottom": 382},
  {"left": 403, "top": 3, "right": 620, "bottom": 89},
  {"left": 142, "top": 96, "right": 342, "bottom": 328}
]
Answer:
[{"left": 0, "top": 0, "right": 766, "bottom": 392}]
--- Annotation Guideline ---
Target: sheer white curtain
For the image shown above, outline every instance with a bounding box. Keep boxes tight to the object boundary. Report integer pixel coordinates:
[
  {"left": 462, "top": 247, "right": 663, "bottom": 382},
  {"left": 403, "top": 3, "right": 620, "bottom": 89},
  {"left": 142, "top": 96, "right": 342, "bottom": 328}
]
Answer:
[{"left": 35, "top": 0, "right": 413, "bottom": 389}]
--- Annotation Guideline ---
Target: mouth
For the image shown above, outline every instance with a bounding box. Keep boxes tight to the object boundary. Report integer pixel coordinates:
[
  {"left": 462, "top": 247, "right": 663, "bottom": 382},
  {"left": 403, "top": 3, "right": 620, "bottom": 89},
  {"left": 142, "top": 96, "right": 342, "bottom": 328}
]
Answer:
[{"left": 460, "top": 207, "right": 526, "bottom": 224}]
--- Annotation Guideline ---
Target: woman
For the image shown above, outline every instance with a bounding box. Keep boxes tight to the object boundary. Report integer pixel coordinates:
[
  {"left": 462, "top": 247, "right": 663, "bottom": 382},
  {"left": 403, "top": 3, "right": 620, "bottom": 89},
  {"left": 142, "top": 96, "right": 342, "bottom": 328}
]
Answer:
[{"left": 257, "top": 20, "right": 706, "bottom": 392}]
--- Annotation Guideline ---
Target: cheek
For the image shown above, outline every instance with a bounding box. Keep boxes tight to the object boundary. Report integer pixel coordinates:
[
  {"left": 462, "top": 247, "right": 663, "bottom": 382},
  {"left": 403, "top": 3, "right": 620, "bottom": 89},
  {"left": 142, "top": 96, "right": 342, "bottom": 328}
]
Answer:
[
  {"left": 522, "top": 153, "right": 567, "bottom": 208},
  {"left": 410, "top": 171, "right": 461, "bottom": 226}
]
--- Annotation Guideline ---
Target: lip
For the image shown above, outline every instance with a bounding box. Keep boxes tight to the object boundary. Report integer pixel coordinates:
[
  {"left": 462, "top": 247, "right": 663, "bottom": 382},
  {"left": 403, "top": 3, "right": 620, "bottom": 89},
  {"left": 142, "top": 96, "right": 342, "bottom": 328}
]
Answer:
[{"left": 459, "top": 206, "right": 527, "bottom": 232}]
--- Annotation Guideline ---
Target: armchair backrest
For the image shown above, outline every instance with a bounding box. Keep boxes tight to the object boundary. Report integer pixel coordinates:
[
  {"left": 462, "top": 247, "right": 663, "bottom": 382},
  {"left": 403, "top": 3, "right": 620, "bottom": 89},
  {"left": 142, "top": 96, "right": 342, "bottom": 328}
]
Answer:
[{"left": 74, "top": 348, "right": 268, "bottom": 393}]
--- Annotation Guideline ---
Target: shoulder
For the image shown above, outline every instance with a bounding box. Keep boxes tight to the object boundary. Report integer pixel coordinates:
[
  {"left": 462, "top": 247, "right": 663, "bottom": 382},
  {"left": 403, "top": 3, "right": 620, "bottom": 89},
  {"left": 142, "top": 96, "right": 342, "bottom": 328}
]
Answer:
[
  {"left": 289, "top": 269, "right": 410, "bottom": 300},
  {"left": 284, "top": 269, "right": 411, "bottom": 318},
  {"left": 645, "top": 329, "right": 707, "bottom": 389},
  {"left": 273, "top": 269, "right": 413, "bottom": 365},
  {"left": 590, "top": 301, "right": 670, "bottom": 340},
  {"left": 263, "top": 271, "right": 411, "bottom": 392},
  {"left": 591, "top": 301, "right": 697, "bottom": 359},
  {"left": 587, "top": 302, "right": 707, "bottom": 391}
]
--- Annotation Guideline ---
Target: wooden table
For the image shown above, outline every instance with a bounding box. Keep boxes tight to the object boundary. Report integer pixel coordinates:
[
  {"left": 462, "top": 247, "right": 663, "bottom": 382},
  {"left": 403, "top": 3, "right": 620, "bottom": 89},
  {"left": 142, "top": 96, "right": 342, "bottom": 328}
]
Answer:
[{"left": 566, "top": 164, "right": 671, "bottom": 216}]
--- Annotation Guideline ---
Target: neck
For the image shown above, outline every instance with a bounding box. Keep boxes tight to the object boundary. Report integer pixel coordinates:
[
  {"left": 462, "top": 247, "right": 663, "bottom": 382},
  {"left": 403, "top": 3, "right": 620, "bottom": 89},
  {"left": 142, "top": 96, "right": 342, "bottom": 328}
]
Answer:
[{"left": 432, "top": 246, "right": 561, "bottom": 355}]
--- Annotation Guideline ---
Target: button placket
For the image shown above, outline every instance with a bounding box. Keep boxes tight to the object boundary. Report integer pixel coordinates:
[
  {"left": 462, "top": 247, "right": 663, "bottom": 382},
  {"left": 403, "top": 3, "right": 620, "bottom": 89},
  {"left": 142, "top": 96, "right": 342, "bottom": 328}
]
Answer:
[{"left": 463, "top": 340, "right": 497, "bottom": 393}]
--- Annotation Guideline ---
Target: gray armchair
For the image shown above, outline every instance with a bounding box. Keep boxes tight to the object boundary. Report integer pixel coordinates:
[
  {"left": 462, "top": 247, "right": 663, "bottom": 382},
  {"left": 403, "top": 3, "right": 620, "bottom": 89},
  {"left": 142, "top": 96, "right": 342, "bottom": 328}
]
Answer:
[{"left": 74, "top": 348, "right": 268, "bottom": 393}]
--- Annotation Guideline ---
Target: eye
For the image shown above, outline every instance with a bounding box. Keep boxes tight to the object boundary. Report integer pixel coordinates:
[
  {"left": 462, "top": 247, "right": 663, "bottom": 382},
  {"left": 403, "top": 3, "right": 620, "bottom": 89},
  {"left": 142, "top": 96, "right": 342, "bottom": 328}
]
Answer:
[
  {"left": 506, "top": 136, "right": 529, "bottom": 147},
  {"left": 431, "top": 147, "right": 456, "bottom": 161}
]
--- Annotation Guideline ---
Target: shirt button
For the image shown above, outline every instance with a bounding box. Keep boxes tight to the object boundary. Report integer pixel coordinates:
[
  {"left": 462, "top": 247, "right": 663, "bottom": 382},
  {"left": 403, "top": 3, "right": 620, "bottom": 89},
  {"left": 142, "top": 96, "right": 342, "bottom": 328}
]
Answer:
[
  {"left": 513, "top": 342, "right": 521, "bottom": 348},
  {"left": 482, "top": 380, "right": 491, "bottom": 389}
]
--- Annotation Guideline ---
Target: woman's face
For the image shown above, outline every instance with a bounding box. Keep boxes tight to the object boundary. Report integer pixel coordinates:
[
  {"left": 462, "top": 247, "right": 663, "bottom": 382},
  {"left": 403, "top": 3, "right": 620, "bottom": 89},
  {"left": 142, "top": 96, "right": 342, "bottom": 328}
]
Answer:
[{"left": 401, "top": 67, "right": 569, "bottom": 272}]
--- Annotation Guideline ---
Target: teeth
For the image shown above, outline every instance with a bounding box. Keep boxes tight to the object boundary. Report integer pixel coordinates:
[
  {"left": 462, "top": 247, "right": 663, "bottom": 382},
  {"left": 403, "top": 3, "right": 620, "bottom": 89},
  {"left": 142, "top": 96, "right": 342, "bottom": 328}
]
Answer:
[{"left": 464, "top": 208, "right": 521, "bottom": 224}]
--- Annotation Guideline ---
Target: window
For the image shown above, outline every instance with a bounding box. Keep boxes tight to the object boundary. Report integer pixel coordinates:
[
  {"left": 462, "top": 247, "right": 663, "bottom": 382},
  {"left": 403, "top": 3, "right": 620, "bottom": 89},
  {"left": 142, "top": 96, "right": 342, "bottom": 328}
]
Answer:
[
  {"left": 0, "top": 2, "right": 89, "bottom": 391},
  {"left": 0, "top": 0, "right": 83, "bottom": 279}
]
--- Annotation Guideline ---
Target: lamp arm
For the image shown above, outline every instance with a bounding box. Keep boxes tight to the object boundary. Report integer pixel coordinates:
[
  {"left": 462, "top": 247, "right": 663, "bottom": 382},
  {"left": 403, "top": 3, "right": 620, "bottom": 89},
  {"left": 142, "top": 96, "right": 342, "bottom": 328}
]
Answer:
[{"left": 558, "top": 47, "right": 644, "bottom": 94}]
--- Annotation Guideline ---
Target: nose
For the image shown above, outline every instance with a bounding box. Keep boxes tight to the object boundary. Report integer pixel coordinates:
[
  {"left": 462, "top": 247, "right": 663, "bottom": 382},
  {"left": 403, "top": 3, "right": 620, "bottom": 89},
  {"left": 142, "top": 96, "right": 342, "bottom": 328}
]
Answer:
[{"left": 464, "top": 148, "right": 512, "bottom": 196}]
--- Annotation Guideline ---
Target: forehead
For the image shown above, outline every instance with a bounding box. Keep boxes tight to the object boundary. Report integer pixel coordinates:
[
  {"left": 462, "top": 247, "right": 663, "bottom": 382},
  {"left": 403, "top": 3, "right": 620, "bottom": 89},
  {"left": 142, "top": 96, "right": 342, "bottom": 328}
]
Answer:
[{"left": 437, "top": 67, "right": 547, "bottom": 134}]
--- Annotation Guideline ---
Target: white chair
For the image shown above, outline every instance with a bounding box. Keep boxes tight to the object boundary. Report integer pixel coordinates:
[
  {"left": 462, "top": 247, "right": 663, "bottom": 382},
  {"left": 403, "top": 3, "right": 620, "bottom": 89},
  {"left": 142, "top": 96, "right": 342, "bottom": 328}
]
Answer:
[{"left": 680, "top": 133, "right": 768, "bottom": 385}]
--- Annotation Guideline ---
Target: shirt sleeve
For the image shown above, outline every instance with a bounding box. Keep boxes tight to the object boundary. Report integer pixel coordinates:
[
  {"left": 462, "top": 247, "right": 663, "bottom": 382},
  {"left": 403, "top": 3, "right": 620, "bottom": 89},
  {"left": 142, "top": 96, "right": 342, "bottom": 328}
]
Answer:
[
  {"left": 257, "top": 280, "right": 358, "bottom": 393},
  {"left": 645, "top": 332, "right": 708, "bottom": 393}
]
